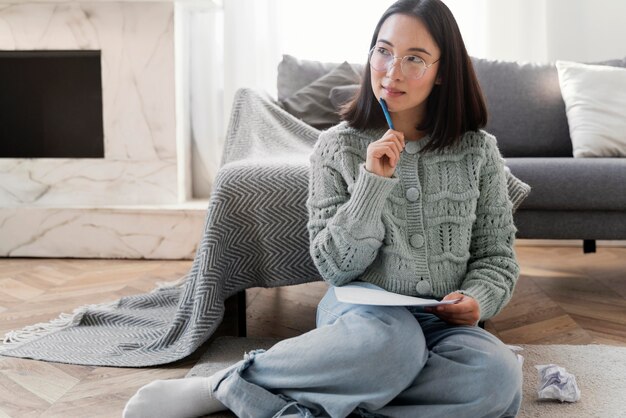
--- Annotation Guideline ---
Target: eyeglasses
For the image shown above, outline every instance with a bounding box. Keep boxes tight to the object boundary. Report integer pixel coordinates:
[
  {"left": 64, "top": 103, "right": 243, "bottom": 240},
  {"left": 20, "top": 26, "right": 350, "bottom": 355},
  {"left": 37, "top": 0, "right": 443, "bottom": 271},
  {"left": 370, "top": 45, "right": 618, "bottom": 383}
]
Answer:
[{"left": 369, "top": 46, "right": 440, "bottom": 80}]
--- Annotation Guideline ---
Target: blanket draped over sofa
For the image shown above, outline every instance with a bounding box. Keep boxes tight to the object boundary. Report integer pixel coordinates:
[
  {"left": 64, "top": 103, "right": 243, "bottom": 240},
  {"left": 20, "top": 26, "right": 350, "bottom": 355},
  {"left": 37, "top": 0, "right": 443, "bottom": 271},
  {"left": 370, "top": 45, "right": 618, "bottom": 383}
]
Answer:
[
  {"left": 0, "top": 89, "right": 529, "bottom": 367},
  {"left": 0, "top": 89, "right": 324, "bottom": 367}
]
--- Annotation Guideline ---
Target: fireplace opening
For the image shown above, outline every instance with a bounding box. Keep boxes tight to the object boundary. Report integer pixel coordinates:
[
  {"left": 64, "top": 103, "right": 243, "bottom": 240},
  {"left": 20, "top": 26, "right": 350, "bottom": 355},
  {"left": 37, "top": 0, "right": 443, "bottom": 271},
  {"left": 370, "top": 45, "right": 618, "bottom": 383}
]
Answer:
[{"left": 0, "top": 50, "right": 104, "bottom": 158}]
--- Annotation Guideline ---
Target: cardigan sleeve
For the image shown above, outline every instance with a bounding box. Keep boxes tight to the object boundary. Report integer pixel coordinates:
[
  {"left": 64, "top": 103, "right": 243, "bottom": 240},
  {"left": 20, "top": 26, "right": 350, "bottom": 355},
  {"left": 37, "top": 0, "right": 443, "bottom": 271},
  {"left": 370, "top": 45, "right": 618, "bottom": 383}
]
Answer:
[
  {"left": 459, "top": 135, "right": 520, "bottom": 320},
  {"left": 306, "top": 130, "right": 399, "bottom": 287}
]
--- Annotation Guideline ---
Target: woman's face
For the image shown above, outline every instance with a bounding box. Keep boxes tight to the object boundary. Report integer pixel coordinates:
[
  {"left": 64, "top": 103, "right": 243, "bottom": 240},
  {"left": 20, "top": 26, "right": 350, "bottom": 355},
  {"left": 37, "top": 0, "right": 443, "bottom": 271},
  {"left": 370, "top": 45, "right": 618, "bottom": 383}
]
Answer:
[{"left": 370, "top": 13, "right": 441, "bottom": 123}]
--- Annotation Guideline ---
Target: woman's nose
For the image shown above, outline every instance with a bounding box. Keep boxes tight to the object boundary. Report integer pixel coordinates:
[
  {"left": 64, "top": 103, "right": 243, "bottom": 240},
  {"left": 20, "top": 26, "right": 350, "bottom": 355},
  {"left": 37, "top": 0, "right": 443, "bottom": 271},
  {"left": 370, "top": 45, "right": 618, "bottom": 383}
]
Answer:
[{"left": 386, "top": 57, "right": 403, "bottom": 79}]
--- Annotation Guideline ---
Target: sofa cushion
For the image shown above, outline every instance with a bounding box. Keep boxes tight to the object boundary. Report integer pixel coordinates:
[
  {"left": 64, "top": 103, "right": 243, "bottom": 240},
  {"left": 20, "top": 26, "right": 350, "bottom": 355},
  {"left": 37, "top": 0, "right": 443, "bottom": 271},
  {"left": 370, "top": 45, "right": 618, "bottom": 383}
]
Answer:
[
  {"left": 472, "top": 57, "right": 626, "bottom": 159},
  {"left": 472, "top": 58, "right": 573, "bottom": 158},
  {"left": 556, "top": 60, "right": 626, "bottom": 158},
  {"left": 277, "top": 54, "right": 364, "bottom": 101},
  {"left": 329, "top": 84, "right": 360, "bottom": 110},
  {"left": 507, "top": 158, "right": 626, "bottom": 211},
  {"left": 280, "top": 62, "right": 361, "bottom": 129}
]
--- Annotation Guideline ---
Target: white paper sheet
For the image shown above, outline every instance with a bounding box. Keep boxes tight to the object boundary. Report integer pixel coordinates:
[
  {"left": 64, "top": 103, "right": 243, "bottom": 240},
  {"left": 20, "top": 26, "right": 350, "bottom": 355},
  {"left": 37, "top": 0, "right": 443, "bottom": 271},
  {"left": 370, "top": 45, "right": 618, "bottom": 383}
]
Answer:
[{"left": 334, "top": 285, "right": 461, "bottom": 306}]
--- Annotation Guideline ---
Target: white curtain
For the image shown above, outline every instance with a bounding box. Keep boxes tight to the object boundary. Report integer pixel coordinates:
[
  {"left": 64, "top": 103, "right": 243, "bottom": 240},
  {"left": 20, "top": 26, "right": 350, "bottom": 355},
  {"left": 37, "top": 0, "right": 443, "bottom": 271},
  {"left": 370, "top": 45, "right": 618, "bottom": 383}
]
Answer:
[
  {"left": 223, "top": 0, "right": 281, "bottom": 109},
  {"left": 179, "top": 0, "right": 281, "bottom": 199},
  {"left": 276, "top": 0, "right": 388, "bottom": 63},
  {"left": 444, "top": 0, "right": 549, "bottom": 62},
  {"left": 188, "top": 2, "right": 224, "bottom": 199}
]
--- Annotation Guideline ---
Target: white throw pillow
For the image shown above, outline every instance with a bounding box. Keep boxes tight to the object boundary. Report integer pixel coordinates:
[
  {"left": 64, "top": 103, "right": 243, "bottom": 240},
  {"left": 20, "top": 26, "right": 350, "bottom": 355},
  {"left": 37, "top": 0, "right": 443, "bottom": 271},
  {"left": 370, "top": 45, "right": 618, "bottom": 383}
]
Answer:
[{"left": 556, "top": 60, "right": 626, "bottom": 157}]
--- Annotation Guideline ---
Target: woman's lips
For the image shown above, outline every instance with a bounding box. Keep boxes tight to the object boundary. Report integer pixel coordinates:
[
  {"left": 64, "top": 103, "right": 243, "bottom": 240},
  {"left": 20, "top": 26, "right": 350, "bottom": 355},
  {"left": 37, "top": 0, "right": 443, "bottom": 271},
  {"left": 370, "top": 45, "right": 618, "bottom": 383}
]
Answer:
[{"left": 383, "top": 86, "right": 405, "bottom": 97}]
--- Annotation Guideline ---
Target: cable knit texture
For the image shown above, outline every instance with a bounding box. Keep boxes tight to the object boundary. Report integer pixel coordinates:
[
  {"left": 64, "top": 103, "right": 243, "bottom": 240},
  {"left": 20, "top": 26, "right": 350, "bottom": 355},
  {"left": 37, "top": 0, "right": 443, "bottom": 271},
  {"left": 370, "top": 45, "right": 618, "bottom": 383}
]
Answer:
[{"left": 307, "top": 122, "right": 520, "bottom": 320}]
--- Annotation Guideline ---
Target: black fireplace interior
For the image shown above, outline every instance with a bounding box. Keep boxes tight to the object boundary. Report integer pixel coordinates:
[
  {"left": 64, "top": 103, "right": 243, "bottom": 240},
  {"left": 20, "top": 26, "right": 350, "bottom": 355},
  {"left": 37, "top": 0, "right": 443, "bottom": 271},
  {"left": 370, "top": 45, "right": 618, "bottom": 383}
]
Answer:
[{"left": 0, "top": 50, "right": 104, "bottom": 158}]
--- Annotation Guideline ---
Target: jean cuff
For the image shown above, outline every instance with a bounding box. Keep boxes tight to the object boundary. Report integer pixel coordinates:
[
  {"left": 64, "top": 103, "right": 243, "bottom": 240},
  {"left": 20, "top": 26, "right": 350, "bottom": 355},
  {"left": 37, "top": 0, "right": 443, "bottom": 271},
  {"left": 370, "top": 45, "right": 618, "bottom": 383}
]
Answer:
[{"left": 210, "top": 349, "right": 316, "bottom": 418}]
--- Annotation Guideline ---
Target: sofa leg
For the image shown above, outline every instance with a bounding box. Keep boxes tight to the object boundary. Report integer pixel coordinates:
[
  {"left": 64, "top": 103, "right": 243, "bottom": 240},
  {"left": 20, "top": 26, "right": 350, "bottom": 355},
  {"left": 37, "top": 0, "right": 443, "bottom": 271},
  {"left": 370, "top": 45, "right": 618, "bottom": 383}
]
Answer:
[
  {"left": 237, "top": 290, "right": 247, "bottom": 337},
  {"left": 583, "top": 239, "right": 596, "bottom": 254}
]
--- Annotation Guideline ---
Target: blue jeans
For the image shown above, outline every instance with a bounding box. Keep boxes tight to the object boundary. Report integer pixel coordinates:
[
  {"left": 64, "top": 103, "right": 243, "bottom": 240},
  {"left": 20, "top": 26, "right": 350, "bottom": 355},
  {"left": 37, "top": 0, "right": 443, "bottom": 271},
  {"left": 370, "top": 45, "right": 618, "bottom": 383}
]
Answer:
[{"left": 210, "top": 282, "right": 522, "bottom": 418}]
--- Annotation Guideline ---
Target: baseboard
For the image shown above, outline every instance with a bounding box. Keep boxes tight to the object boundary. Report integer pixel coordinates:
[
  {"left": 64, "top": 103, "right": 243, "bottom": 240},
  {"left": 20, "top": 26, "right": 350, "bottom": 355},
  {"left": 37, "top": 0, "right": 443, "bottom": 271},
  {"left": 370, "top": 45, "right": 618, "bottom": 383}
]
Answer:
[{"left": 516, "top": 239, "right": 626, "bottom": 248}]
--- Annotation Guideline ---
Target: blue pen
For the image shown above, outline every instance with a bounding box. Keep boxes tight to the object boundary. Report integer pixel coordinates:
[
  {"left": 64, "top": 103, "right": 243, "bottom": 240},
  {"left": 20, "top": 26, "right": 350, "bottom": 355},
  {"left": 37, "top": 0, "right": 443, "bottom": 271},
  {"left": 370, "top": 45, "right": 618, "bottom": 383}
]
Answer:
[{"left": 379, "top": 98, "right": 395, "bottom": 130}]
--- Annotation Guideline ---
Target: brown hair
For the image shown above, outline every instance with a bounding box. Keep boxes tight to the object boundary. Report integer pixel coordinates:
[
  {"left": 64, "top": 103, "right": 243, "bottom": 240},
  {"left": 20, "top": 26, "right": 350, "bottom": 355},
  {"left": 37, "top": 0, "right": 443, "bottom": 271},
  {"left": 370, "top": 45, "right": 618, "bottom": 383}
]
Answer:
[{"left": 341, "top": 0, "right": 487, "bottom": 152}]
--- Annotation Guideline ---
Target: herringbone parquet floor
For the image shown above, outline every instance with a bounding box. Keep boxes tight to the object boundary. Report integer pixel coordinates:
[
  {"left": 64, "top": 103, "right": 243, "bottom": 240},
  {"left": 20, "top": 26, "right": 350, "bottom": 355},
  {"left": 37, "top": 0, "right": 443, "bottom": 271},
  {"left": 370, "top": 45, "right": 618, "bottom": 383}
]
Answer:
[{"left": 1, "top": 245, "right": 625, "bottom": 417}]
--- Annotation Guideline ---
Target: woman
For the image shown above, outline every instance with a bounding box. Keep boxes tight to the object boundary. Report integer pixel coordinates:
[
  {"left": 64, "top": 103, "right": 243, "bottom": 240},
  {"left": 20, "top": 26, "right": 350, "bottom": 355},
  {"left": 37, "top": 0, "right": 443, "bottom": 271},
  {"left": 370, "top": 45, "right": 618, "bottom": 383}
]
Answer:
[{"left": 124, "top": 1, "right": 522, "bottom": 417}]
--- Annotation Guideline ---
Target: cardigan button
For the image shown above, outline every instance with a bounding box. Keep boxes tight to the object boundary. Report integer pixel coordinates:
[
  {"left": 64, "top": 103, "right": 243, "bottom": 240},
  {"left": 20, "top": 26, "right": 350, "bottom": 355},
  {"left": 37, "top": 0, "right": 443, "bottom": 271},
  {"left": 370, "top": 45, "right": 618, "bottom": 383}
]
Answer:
[
  {"left": 410, "top": 233, "right": 425, "bottom": 248},
  {"left": 405, "top": 140, "right": 419, "bottom": 154},
  {"left": 416, "top": 279, "right": 431, "bottom": 295},
  {"left": 406, "top": 187, "right": 420, "bottom": 201}
]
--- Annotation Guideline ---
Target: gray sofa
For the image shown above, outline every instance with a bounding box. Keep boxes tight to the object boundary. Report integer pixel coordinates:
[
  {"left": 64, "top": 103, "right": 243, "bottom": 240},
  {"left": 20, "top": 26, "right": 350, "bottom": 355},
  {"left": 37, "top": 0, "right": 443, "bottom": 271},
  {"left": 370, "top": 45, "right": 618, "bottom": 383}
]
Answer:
[{"left": 276, "top": 55, "right": 626, "bottom": 252}]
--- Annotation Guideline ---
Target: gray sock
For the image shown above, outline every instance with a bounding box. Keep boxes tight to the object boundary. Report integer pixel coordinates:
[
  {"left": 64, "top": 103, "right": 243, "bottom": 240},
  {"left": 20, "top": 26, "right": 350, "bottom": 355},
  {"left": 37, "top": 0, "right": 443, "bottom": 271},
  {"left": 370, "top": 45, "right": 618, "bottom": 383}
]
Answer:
[{"left": 123, "top": 376, "right": 227, "bottom": 418}]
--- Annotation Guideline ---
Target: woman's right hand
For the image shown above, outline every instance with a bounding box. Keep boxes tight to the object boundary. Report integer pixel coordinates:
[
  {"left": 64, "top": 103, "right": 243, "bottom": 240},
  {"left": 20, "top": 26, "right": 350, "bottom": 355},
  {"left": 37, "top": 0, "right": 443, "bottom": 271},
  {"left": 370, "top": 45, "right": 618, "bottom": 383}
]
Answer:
[{"left": 365, "top": 129, "right": 406, "bottom": 178}]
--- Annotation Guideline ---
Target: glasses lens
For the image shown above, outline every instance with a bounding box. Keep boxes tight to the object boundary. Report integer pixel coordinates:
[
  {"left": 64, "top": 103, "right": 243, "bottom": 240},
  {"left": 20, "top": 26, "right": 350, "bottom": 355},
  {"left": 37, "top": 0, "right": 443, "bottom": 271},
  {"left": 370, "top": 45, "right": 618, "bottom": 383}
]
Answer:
[
  {"left": 402, "top": 56, "right": 427, "bottom": 79},
  {"left": 369, "top": 48, "right": 391, "bottom": 72},
  {"left": 370, "top": 48, "right": 427, "bottom": 79}
]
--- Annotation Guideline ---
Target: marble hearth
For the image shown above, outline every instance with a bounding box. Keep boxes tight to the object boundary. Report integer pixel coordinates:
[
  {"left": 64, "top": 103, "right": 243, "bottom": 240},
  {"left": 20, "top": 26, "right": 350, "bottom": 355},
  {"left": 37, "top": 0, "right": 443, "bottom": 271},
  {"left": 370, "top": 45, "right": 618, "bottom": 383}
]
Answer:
[{"left": 0, "top": 1, "right": 206, "bottom": 259}]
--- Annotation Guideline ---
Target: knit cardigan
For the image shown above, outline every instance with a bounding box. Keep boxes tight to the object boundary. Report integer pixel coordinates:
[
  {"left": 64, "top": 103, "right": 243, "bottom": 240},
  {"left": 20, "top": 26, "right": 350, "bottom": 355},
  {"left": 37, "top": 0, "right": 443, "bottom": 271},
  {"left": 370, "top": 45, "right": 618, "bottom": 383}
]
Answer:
[{"left": 306, "top": 122, "right": 520, "bottom": 320}]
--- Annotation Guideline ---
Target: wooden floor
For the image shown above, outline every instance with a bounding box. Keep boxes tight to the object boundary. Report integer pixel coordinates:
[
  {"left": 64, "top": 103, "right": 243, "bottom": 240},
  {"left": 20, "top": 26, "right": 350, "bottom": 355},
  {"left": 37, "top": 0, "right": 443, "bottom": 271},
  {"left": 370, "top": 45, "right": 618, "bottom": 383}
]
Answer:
[{"left": 1, "top": 245, "right": 625, "bottom": 417}]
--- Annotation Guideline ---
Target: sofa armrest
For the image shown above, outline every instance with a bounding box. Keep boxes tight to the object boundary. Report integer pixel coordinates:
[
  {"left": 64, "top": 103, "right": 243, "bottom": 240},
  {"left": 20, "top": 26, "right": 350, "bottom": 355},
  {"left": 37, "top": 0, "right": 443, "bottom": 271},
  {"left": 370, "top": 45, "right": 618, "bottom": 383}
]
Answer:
[{"left": 504, "top": 167, "right": 531, "bottom": 212}]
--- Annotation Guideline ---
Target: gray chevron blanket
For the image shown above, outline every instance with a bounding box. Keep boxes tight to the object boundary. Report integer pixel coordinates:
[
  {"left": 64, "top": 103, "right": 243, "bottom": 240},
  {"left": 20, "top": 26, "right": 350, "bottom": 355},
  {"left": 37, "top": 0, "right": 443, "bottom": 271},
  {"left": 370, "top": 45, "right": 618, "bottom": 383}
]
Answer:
[
  {"left": 0, "top": 88, "right": 530, "bottom": 367},
  {"left": 0, "top": 89, "right": 324, "bottom": 366}
]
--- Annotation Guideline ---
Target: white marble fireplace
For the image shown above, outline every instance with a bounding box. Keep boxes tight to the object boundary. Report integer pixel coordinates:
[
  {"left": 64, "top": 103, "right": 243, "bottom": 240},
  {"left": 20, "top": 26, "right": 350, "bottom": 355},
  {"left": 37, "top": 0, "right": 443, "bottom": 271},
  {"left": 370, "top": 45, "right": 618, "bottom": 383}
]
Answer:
[{"left": 0, "top": 0, "right": 206, "bottom": 259}]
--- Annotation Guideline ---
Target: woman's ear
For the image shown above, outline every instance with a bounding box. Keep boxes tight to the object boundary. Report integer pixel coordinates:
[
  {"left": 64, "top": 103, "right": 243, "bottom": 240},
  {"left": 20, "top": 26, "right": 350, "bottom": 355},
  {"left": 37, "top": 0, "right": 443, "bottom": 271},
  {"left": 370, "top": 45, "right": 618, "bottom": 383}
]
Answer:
[{"left": 435, "top": 76, "right": 443, "bottom": 85}]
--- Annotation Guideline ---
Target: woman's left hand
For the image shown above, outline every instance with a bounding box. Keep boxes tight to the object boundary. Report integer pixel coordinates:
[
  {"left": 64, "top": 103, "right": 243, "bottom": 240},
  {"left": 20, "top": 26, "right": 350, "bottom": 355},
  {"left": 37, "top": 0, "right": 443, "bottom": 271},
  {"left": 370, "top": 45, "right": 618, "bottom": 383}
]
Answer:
[{"left": 424, "top": 293, "right": 481, "bottom": 326}]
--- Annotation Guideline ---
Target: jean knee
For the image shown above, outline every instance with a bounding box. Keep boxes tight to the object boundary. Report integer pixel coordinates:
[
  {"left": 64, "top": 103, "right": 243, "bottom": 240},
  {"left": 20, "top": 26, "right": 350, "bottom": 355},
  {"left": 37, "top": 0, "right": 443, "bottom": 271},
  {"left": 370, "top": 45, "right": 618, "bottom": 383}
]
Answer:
[
  {"left": 480, "top": 344, "right": 523, "bottom": 410},
  {"left": 344, "top": 306, "right": 426, "bottom": 382},
  {"left": 437, "top": 330, "right": 522, "bottom": 409}
]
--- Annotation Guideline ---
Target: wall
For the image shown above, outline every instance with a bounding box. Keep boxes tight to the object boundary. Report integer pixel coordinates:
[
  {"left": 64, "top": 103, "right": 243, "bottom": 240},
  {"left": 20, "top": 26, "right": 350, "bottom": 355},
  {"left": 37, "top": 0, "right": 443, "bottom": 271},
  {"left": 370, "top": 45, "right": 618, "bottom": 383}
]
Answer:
[
  {"left": 545, "top": 0, "right": 626, "bottom": 62},
  {"left": 446, "top": 0, "right": 626, "bottom": 63}
]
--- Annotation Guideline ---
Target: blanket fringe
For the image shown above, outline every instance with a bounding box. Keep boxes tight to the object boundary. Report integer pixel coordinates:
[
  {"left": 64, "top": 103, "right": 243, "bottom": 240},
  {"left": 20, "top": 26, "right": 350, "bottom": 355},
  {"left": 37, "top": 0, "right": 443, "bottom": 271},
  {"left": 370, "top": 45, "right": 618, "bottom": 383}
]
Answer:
[
  {"left": 1, "top": 300, "right": 118, "bottom": 353},
  {"left": 1, "top": 276, "right": 185, "bottom": 353}
]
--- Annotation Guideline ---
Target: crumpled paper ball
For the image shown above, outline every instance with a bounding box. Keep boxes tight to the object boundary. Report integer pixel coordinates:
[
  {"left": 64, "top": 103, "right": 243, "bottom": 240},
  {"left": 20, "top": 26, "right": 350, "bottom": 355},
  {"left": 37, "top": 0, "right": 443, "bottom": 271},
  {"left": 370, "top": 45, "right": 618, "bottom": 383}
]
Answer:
[{"left": 535, "top": 364, "right": 581, "bottom": 402}]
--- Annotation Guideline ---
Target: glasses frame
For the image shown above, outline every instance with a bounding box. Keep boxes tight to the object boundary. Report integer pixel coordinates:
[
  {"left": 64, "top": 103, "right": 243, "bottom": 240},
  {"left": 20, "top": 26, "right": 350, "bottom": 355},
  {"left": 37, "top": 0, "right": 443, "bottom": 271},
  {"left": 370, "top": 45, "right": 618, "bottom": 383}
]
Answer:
[{"left": 368, "top": 46, "right": 440, "bottom": 80}]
